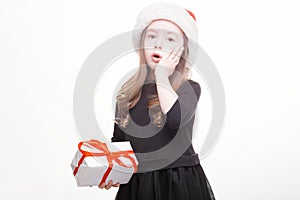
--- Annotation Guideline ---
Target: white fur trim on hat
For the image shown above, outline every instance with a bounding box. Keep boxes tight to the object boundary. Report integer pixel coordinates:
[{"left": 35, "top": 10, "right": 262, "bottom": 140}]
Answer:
[{"left": 132, "top": 2, "right": 198, "bottom": 63}]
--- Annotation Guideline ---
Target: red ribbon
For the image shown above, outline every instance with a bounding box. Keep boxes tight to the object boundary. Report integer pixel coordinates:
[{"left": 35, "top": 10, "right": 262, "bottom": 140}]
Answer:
[{"left": 73, "top": 139, "right": 138, "bottom": 187}]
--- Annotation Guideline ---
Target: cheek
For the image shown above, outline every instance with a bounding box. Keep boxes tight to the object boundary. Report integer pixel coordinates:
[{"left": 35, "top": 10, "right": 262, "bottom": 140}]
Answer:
[
  {"left": 144, "top": 49, "right": 151, "bottom": 57},
  {"left": 143, "top": 49, "right": 152, "bottom": 63},
  {"left": 163, "top": 43, "right": 176, "bottom": 51},
  {"left": 163, "top": 40, "right": 184, "bottom": 51},
  {"left": 143, "top": 39, "right": 154, "bottom": 49}
]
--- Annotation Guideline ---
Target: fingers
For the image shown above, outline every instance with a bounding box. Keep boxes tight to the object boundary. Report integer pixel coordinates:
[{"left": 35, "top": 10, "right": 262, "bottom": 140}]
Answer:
[
  {"left": 174, "top": 47, "right": 184, "bottom": 65},
  {"left": 157, "top": 46, "right": 184, "bottom": 75},
  {"left": 170, "top": 46, "right": 184, "bottom": 60},
  {"left": 112, "top": 183, "right": 120, "bottom": 187},
  {"left": 160, "top": 51, "right": 169, "bottom": 61},
  {"left": 98, "top": 182, "right": 105, "bottom": 189},
  {"left": 98, "top": 180, "right": 120, "bottom": 189},
  {"left": 106, "top": 180, "right": 114, "bottom": 189},
  {"left": 162, "top": 46, "right": 184, "bottom": 61}
]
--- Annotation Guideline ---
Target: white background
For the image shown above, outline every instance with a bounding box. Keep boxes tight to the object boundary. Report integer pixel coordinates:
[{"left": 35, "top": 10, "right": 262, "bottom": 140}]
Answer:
[{"left": 1, "top": 0, "right": 299, "bottom": 199}]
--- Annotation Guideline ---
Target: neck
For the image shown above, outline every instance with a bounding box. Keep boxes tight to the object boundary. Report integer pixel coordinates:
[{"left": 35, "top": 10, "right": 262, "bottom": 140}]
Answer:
[{"left": 145, "top": 67, "right": 156, "bottom": 84}]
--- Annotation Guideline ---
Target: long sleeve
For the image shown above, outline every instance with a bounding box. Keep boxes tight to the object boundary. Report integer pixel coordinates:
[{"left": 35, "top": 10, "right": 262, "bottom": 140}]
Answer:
[
  {"left": 164, "top": 80, "right": 201, "bottom": 130},
  {"left": 111, "top": 103, "right": 126, "bottom": 142}
]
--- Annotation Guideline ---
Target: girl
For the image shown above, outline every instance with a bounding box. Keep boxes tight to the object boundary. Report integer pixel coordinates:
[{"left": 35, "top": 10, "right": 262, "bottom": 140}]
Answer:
[{"left": 99, "top": 2, "right": 216, "bottom": 200}]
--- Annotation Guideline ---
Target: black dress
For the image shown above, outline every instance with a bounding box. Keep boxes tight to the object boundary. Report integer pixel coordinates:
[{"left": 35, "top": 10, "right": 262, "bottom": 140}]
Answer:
[{"left": 112, "top": 80, "right": 216, "bottom": 200}]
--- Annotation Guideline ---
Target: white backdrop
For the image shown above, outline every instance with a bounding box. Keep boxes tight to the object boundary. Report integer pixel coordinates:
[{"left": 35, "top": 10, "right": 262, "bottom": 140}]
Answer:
[{"left": 1, "top": 0, "right": 299, "bottom": 199}]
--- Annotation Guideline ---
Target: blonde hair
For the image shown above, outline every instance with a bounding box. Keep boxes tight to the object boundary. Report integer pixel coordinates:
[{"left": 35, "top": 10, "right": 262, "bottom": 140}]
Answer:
[{"left": 114, "top": 24, "right": 192, "bottom": 128}]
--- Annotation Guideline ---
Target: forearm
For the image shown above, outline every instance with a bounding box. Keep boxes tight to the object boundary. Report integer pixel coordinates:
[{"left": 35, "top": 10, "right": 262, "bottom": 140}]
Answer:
[{"left": 155, "top": 73, "right": 179, "bottom": 114}]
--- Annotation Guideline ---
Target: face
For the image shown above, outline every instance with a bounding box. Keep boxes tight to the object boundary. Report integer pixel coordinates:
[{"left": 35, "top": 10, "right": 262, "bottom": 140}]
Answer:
[{"left": 143, "top": 19, "right": 185, "bottom": 71}]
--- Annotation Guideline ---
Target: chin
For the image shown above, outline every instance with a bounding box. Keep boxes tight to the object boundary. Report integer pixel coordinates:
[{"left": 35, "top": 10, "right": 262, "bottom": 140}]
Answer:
[{"left": 147, "top": 63, "right": 156, "bottom": 71}]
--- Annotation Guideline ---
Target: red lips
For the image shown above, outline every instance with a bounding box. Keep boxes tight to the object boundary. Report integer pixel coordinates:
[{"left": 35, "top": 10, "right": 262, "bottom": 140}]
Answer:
[{"left": 151, "top": 53, "right": 162, "bottom": 63}]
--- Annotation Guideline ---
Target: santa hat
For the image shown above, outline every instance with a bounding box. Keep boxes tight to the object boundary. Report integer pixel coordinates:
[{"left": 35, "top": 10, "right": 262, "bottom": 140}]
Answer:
[{"left": 132, "top": 2, "right": 198, "bottom": 63}]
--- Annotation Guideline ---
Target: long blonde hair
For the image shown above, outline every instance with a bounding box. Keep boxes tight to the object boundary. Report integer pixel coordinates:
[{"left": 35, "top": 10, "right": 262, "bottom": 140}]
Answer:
[{"left": 114, "top": 25, "right": 192, "bottom": 128}]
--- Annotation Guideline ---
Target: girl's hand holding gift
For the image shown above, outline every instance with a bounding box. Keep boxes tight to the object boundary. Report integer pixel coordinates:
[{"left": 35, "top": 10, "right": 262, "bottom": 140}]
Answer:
[{"left": 98, "top": 180, "right": 120, "bottom": 190}]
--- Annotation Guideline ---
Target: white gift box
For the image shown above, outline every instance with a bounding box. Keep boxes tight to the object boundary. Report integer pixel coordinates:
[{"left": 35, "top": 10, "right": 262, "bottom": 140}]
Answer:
[{"left": 70, "top": 140, "right": 139, "bottom": 187}]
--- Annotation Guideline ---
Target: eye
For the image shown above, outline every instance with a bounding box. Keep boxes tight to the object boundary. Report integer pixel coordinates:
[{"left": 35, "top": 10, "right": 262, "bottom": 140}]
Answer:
[
  {"left": 147, "top": 34, "right": 156, "bottom": 39},
  {"left": 166, "top": 37, "right": 175, "bottom": 42}
]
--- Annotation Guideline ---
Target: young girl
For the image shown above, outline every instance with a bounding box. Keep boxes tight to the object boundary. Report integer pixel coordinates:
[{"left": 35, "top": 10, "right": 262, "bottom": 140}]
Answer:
[{"left": 99, "top": 2, "right": 216, "bottom": 200}]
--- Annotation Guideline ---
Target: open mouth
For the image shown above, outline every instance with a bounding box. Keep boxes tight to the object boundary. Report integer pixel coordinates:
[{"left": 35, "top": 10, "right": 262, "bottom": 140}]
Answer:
[{"left": 151, "top": 53, "right": 162, "bottom": 63}]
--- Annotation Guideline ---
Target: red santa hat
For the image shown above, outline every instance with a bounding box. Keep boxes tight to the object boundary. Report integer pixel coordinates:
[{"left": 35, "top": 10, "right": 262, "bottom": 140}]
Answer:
[{"left": 132, "top": 2, "right": 198, "bottom": 63}]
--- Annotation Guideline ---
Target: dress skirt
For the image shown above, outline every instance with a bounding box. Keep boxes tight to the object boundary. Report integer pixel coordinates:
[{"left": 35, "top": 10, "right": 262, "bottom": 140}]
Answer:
[{"left": 114, "top": 163, "right": 215, "bottom": 200}]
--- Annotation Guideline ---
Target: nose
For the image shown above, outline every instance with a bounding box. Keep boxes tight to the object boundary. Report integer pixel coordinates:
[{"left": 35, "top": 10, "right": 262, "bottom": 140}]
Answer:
[{"left": 154, "top": 38, "right": 162, "bottom": 49}]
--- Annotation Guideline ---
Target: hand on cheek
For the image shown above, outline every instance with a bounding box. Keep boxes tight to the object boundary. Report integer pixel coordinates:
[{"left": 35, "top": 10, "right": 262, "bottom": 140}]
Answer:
[{"left": 155, "top": 46, "right": 184, "bottom": 77}]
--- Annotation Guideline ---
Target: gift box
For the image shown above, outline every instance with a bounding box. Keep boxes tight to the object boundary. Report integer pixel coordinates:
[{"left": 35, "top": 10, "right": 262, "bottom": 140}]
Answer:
[{"left": 70, "top": 139, "right": 138, "bottom": 187}]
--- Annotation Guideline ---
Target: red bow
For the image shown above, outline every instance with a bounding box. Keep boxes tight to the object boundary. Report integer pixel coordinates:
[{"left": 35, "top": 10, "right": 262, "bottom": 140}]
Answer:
[{"left": 73, "top": 139, "right": 138, "bottom": 187}]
